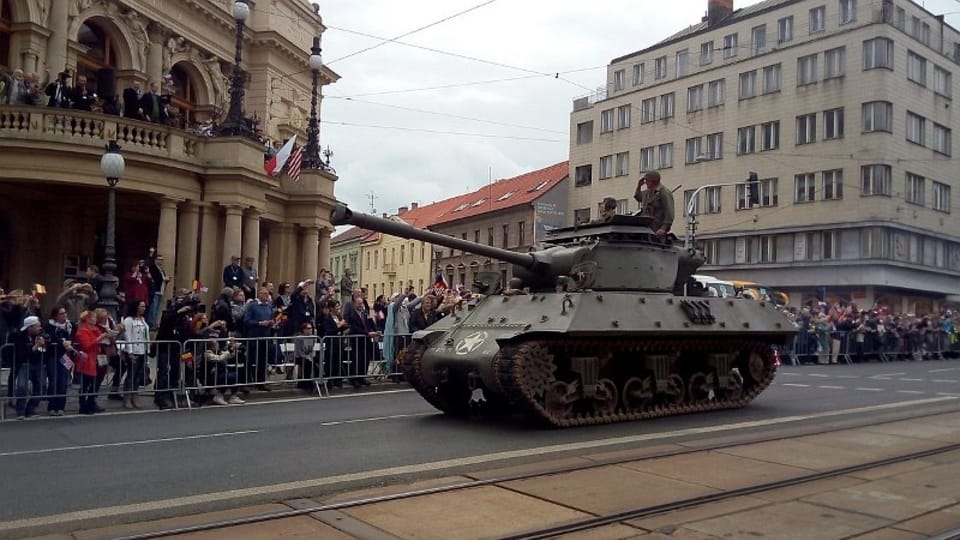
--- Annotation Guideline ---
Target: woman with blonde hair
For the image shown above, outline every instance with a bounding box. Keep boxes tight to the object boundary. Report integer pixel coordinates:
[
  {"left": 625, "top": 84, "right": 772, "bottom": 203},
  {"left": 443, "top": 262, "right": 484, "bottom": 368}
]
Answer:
[{"left": 74, "top": 311, "right": 104, "bottom": 414}]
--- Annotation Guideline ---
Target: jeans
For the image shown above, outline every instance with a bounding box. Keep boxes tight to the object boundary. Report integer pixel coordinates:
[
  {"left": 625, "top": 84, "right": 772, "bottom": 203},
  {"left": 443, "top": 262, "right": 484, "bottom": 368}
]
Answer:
[
  {"left": 124, "top": 354, "right": 145, "bottom": 392},
  {"left": 45, "top": 357, "right": 70, "bottom": 412},
  {"left": 148, "top": 292, "right": 164, "bottom": 328},
  {"left": 14, "top": 362, "right": 45, "bottom": 416},
  {"left": 79, "top": 373, "right": 98, "bottom": 413},
  {"left": 154, "top": 344, "right": 180, "bottom": 406}
]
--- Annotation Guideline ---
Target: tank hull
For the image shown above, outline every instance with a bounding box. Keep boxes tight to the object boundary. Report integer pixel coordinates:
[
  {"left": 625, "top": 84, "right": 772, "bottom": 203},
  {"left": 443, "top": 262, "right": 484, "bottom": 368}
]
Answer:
[{"left": 402, "top": 291, "right": 792, "bottom": 427}]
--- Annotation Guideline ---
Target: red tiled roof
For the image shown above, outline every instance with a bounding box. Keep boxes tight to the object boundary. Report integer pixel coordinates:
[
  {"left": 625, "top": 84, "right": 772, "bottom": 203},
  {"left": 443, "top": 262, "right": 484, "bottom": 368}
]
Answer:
[
  {"left": 427, "top": 161, "right": 568, "bottom": 226},
  {"left": 331, "top": 226, "right": 376, "bottom": 245}
]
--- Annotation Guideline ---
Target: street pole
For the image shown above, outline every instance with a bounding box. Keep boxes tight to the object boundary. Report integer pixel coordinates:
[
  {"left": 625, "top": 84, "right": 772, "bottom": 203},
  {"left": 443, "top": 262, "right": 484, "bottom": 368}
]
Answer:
[
  {"left": 217, "top": 0, "right": 252, "bottom": 137},
  {"left": 303, "top": 36, "right": 323, "bottom": 169},
  {"left": 98, "top": 140, "right": 125, "bottom": 320}
]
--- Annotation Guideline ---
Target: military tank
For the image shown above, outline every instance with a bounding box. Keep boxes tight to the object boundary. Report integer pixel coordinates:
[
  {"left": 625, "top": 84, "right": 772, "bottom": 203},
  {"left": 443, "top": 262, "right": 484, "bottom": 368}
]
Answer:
[{"left": 331, "top": 204, "right": 795, "bottom": 427}]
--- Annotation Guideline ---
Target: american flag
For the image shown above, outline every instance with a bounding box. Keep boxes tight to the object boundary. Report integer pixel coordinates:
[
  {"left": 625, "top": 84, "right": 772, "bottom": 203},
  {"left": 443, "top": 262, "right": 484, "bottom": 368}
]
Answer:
[{"left": 287, "top": 145, "right": 304, "bottom": 183}]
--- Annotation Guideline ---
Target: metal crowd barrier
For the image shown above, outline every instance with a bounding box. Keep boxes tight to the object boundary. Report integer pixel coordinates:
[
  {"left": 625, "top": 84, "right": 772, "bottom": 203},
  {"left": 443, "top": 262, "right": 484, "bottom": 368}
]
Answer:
[{"left": 783, "top": 328, "right": 958, "bottom": 366}]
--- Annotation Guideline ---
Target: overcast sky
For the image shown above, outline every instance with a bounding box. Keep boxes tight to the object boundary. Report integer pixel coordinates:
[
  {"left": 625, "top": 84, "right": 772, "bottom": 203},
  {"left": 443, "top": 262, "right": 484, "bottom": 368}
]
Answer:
[{"left": 314, "top": 0, "right": 960, "bottom": 216}]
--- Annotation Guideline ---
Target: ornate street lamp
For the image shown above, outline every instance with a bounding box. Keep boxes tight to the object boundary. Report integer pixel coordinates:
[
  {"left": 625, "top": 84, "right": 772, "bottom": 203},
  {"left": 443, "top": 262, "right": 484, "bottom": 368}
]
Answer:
[
  {"left": 217, "top": 0, "right": 252, "bottom": 137},
  {"left": 98, "top": 140, "right": 125, "bottom": 319},
  {"left": 302, "top": 36, "right": 324, "bottom": 169}
]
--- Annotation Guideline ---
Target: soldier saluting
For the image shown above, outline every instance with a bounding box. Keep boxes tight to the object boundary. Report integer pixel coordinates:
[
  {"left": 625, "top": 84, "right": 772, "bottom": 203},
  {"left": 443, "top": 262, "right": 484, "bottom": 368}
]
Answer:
[{"left": 634, "top": 170, "right": 674, "bottom": 239}]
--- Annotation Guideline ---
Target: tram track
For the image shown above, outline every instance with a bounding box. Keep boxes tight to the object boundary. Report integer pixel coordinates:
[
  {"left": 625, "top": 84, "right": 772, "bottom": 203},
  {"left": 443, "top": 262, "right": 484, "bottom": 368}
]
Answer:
[{"left": 101, "top": 400, "right": 960, "bottom": 540}]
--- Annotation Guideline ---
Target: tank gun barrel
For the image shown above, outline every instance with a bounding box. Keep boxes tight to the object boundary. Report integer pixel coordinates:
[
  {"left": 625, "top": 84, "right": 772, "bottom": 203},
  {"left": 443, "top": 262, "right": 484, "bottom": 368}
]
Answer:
[{"left": 331, "top": 204, "right": 537, "bottom": 269}]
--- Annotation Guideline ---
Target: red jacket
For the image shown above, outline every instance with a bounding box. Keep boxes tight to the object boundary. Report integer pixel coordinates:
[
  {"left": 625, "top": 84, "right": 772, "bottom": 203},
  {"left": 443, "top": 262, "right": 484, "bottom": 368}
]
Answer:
[
  {"left": 74, "top": 323, "right": 103, "bottom": 376},
  {"left": 124, "top": 271, "right": 151, "bottom": 304}
]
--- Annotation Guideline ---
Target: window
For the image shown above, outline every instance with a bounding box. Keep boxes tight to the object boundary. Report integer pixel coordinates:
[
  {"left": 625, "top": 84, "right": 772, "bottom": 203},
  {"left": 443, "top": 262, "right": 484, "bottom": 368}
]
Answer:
[
  {"left": 824, "top": 47, "right": 845, "bottom": 78},
  {"left": 863, "top": 38, "right": 893, "bottom": 70},
  {"left": 502, "top": 224, "right": 509, "bottom": 247},
  {"left": 823, "top": 108, "right": 844, "bottom": 139},
  {"left": 796, "top": 113, "right": 816, "bottom": 145},
  {"left": 676, "top": 50, "right": 689, "bottom": 77},
  {"left": 737, "top": 126, "right": 756, "bottom": 154},
  {"left": 685, "top": 137, "right": 702, "bottom": 164},
  {"left": 658, "top": 143, "right": 674, "bottom": 168},
  {"left": 366, "top": 251, "right": 371, "bottom": 270},
  {"left": 600, "top": 109, "right": 614, "bottom": 133},
  {"left": 613, "top": 69, "right": 625, "bottom": 91},
  {"left": 861, "top": 164, "right": 892, "bottom": 196},
  {"left": 934, "top": 67, "right": 951, "bottom": 97},
  {"left": 797, "top": 54, "right": 818, "bottom": 85},
  {"left": 518, "top": 222, "right": 525, "bottom": 246},
  {"left": 839, "top": 0, "right": 856, "bottom": 24},
  {"left": 701, "top": 240, "right": 719, "bottom": 264},
  {"left": 707, "top": 79, "right": 724, "bottom": 107},
  {"left": 723, "top": 33, "right": 738, "bottom": 59},
  {"left": 654, "top": 56, "right": 667, "bottom": 79},
  {"left": 700, "top": 41, "right": 714, "bottom": 65},
  {"left": 706, "top": 132, "right": 723, "bottom": 160},
  {"left": 687, "top": 84, "right": 704, "bottom": 112},
  {"left": 751, "top": 25, "right": 766, "bottom": 56},
  {"left": 660, "top": 92, "right": 675, "bottom": 119},
  {"left": 778, "top": 16, "right": 793, "bottom": 43},
  {"left": 911, "top": 16, "right": 921, "bottom": 38},
  {"left": 921, "top": 23, "right": 931, "bottom": 46},
  {"left": 575, "top": 164, "right": 592, "bottom": 187},
  {"left": 760, "top": 121, "right": 780, "bottom": 151},
  {"left": 632, "top": 63, "right": 644, "bottom": 86},
  {"left": 746, "top": 236, "right": 777, "bottom": 263},
  {"left": 895, "top": 6, "right": 905, "bottom": 29},
  {"left": 810, "top": 6, "right": 826, "bottom": 33},
  {"left": 616, "top": 104, "right": 631, "bottom": 129},
  {"left": 487, "top": 228, "right": 494, "bottom": 246},
  {"left": 599, "top": 155, "right": 614, "bottom": 180},
  {"left": 704, "top": 186, "right": 721, "bottom": 214},
  {"left": 933, "top": 181, "right": 951, "bottom": 213},
  {"left": 823, "top": 169, "right": 843, "bottom": 200},
  {"left": 762, "top": 64, "right": 781, "bottom": 93},
  {"left": 576, "top": 121, "right": 593, "bottom": 145},
  {"left": 615, "top": 152, "right": 630, "bottom": 177},
  {"left": 737, "top": 179, "right": 778, "bottom": 208},
  {"left": 933, "top": 123, "right": 952, "bottom": 156},
  {"left": 739, "top": 70, "right": 757, "bottom": 99},
  {"left": 640, "top": 146, "right": 655, "bottom": 171},
  {"left": 862, "top": 101, "right": 893, "bottom": 132},
  {"left": 861, "top": 227, "right": 891, "bottom": 258},
  {"left": 906, "top": 111, "right": 925, "bottom": 145},
  {"left": 905, "top": 173, "right": 925, "bottom": 205},
  {"left": 573, "top": 208, "right": 591, "bottom": 225},
  {"left": 907, "top": 51, "right": 927, "bottom": 85},
  {"left": 641, "top": 98, "right": 656, "bottom": 123},
  {"left": 795, "top": 173, "right": 816, "bottom": 202},
  {"left": 822, "top": 231, "right": 838, "bottom": 260}
]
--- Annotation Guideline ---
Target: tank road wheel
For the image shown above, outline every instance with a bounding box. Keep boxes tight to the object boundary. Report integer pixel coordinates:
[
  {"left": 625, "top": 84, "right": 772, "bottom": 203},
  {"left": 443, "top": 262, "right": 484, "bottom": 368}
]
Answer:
[
  {"left": 544, "top": 380, "right": 577, "bottom": 419},
  {"left": 593, "top": 378, "right": 619, "bottom": 416},
  {"left": 688, "top": 371, "right": 717, "bottom": 403},
  {"left": 664, "top": 373, "right": 686, "bottom": 404},
  {"left": 747, "top": 351, "right": 766, "bottom": 382},
  {"left": 622, "top": 375, "right": 656, "bottom": 411},
  {"left": 523, "top": 343, "right": 558, "bottom": 400},
  {"left": 726, "top": 368, "right": 744, "bottom": 400}
]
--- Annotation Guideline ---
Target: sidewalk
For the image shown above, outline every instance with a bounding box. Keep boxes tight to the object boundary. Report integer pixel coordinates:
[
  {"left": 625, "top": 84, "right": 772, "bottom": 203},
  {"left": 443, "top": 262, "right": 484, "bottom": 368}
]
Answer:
[{"left": 23, "top": 410, "right": 960, "bottom": 540}]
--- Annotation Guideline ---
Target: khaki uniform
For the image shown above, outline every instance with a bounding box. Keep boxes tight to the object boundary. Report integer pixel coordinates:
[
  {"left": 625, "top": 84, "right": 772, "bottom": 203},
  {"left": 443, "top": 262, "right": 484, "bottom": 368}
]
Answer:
[
  {"left": 636, "top": 184, "right": 675, "bottom": 233},
  {"left": 591, "top": 207, "right": 616, "bottom": 224}
]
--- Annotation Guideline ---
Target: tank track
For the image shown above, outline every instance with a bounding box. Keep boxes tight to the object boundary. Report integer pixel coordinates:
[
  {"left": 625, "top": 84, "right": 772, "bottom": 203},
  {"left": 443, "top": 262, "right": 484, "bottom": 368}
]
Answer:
[
  {"left": 402, "top": 341, "right": 469, "bottom": 415},
  {"left": 494, "top": 337, "right": 777, "bottom": 427}
]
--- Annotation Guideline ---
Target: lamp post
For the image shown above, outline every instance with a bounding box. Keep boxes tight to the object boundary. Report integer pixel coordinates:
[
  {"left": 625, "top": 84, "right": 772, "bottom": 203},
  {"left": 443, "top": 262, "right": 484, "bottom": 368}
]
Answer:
[
  {"left": 302, "top": 36, "right": 324, "bottom": 169},
  {"left": 98, "top": 140, "right": 125, "bottom": 320},
  {"left": 217, "top": 0, "right": 251, "bottom": 137}
]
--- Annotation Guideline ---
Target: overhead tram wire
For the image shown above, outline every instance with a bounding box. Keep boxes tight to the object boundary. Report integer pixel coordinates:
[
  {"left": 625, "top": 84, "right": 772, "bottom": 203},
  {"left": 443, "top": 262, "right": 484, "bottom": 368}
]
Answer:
[
  {"left": 320, "top": 120, "right": 565, "bottom": 143},
  {"left": 326, "top": 0, "right": 498, "bottom": 65}
]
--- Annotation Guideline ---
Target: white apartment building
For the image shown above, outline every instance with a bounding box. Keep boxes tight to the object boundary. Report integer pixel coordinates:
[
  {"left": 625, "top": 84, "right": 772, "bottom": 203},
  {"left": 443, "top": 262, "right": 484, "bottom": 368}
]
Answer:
[{"left": 568, "top": 0, "right": 960, "bottom": 312}]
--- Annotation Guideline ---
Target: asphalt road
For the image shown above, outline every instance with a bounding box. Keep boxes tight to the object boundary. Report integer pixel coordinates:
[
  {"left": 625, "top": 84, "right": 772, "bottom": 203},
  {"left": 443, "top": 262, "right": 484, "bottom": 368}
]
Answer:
[{"left": 1, "top": 359, "right": 959, "bottom": 525}]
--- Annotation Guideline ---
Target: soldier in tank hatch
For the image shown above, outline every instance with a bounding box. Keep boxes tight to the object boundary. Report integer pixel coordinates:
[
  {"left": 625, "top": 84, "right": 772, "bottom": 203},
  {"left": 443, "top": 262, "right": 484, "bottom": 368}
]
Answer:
[
  {"left": 634, "top": 170, "right": 674, "bottom": 238},
  {"left": 592, "top": 197, "right": 618, "bottom": 224}
]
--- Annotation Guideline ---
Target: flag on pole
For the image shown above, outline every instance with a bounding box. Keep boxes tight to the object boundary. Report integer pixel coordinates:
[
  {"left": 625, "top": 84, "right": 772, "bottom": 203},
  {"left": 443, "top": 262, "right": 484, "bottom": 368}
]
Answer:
[
  {"left": 428, "top": 273, "right": 448, "bottom": 297},
  {"left": 264, "top": 136, "right": 296, "bottom": 176},
  {"left": 287, "top": 145, "right": 304, "bottom": 183}
]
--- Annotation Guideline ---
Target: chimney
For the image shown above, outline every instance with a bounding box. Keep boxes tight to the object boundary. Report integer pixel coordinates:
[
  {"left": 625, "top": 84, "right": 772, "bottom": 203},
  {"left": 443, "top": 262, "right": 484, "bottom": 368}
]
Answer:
[
  {"left": 410, "top": 202, "right": 419, "bottom": 210},
  {"left": 398, "top": 206, "right": 409, "bottom": 215},
  {"left": 707, "top": 0, "right": 733, "bottom": 25}
]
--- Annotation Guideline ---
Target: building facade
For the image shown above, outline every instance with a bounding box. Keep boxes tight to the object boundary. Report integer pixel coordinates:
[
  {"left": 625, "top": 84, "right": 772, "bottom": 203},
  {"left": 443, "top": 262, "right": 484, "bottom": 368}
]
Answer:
[
  {"left": 569, "top": 0, "right": 959, "bottom": 312},
  {"left": 330, "top": 226, "right": 368, "bottom": 288},
  {"left": 359, "top": 203, "right": 445, "bottom": 299},
  {"left": 0, "top": 0, "right": 340, "bottom": 308},
  {"left": 430, "top": 162, "right": 569, "bottom": 290}
]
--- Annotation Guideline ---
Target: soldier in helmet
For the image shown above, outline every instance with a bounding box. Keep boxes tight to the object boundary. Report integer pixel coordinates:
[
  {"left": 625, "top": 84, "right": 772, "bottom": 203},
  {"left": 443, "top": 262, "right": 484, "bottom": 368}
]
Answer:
[
  {"left": 634, "top": 170, "right": 674, "bottom": 238},
  {"left": 592, "top": 197, "right": 618, "bottom": 224}
]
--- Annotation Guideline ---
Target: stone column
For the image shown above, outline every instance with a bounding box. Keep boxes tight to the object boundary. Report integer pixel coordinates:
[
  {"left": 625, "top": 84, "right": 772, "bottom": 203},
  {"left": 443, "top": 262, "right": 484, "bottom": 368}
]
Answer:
[
  {"left": 318, "top": 227, "right": 331, "bottom": 275},
  {"left": 242, "top": 209, "right": 261, "bottom": 266},
  {"left": 301, "top": 227, "right": 319, "bottom": 283},
  {"left": 44, "top": 0, "right": 69, "bottom": 73},
  {"left": 21, "top": 51, "right": 39, "bottom": 73},
  {"left": 223, "top": 204, "right": 243, "bottom": 265},
  {"left": 198, "top": 204, "right": 221, "bottom": 302},
  {"left": 157, "top": 197, "right": 180, "bottom": 298},
  {"left": 175, "top": 201, "right": 200, "bottom": 291},
  {"left": 146, "top": 24, "right": 165, "bottom": 86},
  {"left": 259, "top": 232, "right": 270, "bottom": 283}
]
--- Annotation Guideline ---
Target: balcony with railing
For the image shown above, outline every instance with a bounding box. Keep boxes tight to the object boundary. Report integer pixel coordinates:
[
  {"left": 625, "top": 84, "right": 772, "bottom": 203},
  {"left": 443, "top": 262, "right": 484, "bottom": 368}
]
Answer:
[
  {"left": 572, "top": 86, "right": 608, "bottom": 112},
  {"left": 382, "top": 262, "right": 397, "bottom": 275}
]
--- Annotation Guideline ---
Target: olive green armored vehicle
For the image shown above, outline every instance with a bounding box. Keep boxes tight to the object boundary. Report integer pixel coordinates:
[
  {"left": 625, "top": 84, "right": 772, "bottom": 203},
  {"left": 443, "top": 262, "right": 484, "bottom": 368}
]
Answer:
[{"left": 331, "top": 204, "right": 795, "bottom": 427}]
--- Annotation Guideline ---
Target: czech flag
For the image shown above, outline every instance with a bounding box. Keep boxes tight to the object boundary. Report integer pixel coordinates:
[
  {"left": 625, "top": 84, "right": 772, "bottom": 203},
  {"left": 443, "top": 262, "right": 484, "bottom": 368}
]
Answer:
[{"left": 264, "top": 136, "right": 297, "bottom": 177}]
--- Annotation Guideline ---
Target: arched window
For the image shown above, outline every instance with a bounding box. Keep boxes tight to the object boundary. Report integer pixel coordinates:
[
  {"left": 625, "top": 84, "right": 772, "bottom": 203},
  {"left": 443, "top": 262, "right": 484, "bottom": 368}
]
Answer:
[
  {"left": 169, "top": 63, "right": 198, "bottom": 126},
  {"left": 76, "top": 20, "right": 117, "bottom": 93},
  {"left": 0, "top": 0, "right": 12, "bottom": 70}
]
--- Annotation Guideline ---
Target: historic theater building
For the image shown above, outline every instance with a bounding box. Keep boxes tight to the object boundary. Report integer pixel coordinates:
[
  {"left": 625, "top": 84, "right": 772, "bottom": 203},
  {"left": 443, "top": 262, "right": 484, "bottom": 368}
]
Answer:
[{"left": 0, "top": 0, "right": 339, "bottom": 306}]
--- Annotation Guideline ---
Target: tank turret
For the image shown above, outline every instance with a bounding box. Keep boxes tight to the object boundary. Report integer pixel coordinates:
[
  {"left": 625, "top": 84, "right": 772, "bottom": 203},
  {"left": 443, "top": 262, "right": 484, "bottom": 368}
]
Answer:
[
  {"left": 331, "top": 204, "right": 705, "bottom": 293},
  {"left": 330, "top": 203, "right": 794, "bottom": 428}
]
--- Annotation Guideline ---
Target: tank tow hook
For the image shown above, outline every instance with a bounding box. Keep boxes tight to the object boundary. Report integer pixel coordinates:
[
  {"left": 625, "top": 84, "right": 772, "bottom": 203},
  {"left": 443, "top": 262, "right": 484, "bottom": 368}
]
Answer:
[
  {"left": 561, "top": 294, "right": 575, "bottom": 315},
  {"left": 467, "top": 371, "right": 487, "bottom": 404}
]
